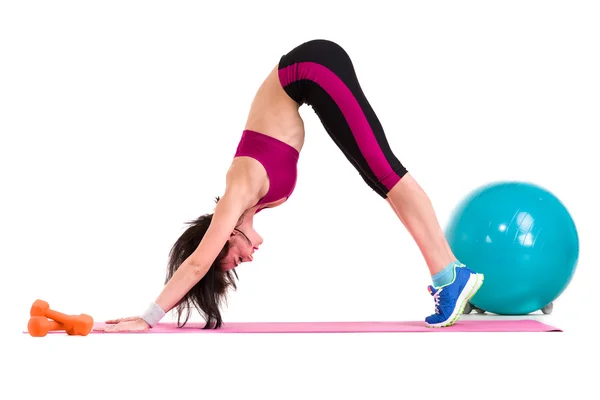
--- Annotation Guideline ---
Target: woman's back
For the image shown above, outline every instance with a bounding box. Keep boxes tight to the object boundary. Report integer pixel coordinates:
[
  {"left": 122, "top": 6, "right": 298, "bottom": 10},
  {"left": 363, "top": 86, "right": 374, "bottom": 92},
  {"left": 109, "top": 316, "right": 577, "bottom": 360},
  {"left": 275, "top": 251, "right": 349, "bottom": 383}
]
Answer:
[{"left": 228, "top": 64, "right": 306, "bottom": 212}]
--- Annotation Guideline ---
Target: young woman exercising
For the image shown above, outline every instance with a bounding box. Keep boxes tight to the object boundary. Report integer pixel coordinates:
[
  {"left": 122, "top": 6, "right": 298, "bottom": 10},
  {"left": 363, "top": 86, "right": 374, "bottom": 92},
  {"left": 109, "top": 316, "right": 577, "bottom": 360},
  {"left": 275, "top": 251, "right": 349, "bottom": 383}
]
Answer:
[{"left": 104, "top": 39, "right": 484, "bottom": 331}]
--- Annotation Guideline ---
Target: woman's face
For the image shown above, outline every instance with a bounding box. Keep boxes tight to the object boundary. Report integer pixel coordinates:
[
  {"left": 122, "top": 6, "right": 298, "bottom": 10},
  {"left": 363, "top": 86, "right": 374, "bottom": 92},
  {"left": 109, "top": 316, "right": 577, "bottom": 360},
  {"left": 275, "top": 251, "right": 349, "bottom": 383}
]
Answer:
[{"left": 222, "top": 227, "right": 263, "bottom": 271}]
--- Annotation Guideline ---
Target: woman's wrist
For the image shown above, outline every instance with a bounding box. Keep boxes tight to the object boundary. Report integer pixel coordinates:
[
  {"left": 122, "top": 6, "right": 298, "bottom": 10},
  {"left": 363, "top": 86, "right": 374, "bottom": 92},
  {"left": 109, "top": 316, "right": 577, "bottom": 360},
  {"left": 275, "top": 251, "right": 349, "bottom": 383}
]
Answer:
[{"left": 140, "top": 302, "right": 166, "bottom": 327}]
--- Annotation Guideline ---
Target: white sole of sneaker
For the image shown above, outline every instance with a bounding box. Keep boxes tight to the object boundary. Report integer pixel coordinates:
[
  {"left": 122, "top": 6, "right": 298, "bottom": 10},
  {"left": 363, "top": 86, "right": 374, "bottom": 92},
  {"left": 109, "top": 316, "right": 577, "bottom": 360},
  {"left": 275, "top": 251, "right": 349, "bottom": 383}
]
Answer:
[{"left": 426, "top": 272, "right": 485, "bottom": 328}]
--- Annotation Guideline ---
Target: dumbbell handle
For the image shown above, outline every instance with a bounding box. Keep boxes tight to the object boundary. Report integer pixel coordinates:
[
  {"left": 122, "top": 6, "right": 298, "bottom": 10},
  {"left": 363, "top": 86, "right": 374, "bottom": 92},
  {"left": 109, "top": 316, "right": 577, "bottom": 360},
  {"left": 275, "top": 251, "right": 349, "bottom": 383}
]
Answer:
[
  {"left": 44, "top": 319, "right": 64, "bottom": 331},
  {"left": 44, "top": 309, "right": 75, "bottom": 325}
]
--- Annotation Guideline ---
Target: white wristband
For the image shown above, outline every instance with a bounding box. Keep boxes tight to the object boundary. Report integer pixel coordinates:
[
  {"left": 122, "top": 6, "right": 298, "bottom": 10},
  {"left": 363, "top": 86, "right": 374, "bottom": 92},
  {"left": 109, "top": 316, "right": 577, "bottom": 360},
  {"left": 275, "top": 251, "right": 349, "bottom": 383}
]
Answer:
[{"left": 140, "top": 302, "right": 166, "bottom": 327}]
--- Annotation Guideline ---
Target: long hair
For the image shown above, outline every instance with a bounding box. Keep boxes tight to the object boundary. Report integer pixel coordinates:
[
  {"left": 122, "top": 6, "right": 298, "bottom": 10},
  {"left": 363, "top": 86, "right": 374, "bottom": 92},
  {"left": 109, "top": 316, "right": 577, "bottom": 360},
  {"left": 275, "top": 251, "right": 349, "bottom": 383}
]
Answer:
[{"left": 165, "top": 197, "right": 239, "bottom": 329}]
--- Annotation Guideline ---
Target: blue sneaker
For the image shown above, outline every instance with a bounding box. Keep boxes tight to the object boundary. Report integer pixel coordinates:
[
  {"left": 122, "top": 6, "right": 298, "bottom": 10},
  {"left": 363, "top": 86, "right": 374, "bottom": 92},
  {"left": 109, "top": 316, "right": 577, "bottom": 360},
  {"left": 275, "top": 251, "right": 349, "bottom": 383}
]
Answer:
[{"left": 425, "top": 264, "right": 484, "bottom": 328}]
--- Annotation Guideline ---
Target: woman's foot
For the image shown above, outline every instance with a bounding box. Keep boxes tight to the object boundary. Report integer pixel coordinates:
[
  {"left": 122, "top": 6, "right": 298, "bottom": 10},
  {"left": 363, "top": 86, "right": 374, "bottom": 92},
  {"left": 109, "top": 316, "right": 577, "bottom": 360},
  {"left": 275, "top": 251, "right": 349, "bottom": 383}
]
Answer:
[{"left": 425, "top": 264, "right": 484, "bottom": 328}]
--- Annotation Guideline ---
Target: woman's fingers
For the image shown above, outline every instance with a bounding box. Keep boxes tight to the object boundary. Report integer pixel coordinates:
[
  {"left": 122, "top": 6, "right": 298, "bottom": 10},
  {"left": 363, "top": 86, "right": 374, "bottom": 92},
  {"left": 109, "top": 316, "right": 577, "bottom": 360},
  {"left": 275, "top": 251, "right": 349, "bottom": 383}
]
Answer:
[{"left": 104, "top": 316, "right": 139, "bottom": 324}]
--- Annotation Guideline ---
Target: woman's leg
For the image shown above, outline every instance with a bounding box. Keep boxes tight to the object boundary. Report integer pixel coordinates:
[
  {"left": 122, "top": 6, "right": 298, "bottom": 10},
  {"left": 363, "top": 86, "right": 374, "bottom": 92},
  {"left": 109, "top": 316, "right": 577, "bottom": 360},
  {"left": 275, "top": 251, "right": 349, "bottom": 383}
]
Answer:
[
  {"left": 385, "top": 174, "right": 456, "bottom": 276},
  {"left": 277, "top": 39, "right": 484, "bottom": 327},
  {"left": 278, "top": 39, "right": 455, "bottom": 273}
]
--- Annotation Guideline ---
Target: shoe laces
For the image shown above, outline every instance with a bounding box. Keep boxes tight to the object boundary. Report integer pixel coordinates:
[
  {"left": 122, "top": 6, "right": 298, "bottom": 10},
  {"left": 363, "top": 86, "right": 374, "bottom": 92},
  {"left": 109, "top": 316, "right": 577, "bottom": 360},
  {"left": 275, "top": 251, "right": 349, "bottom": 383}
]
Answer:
[{"left": 432, "top": 288, "right": 442, "bottom": 314}]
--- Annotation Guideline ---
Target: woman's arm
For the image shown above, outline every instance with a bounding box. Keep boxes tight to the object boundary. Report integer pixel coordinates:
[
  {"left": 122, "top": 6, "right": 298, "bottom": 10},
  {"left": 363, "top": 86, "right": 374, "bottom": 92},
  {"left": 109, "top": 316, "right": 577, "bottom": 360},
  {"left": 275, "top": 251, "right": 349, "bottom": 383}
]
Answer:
[
  {"left": 153, "top": 188, "right": 250, "bottom": 313},
  {"left": 103, "top": 163, "right": 264, "bottom": 331},
  {"left": 107, "top": 192, "right": 249, "bottom": 331}
]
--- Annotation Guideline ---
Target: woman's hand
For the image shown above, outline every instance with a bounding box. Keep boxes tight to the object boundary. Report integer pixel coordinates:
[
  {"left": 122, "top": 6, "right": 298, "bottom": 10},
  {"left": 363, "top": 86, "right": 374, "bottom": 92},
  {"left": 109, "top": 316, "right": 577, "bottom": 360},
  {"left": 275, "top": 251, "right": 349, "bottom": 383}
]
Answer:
[{"left": 102, "top": 316, "right": 150, "bottom": 332}]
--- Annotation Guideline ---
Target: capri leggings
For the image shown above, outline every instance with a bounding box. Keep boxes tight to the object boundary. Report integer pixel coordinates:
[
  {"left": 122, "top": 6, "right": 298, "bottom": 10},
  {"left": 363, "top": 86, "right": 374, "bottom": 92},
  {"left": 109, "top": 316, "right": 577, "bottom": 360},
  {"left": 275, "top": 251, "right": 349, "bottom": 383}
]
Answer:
[{"left": 278, "top": 39, "right": 408, "bottom": 198}]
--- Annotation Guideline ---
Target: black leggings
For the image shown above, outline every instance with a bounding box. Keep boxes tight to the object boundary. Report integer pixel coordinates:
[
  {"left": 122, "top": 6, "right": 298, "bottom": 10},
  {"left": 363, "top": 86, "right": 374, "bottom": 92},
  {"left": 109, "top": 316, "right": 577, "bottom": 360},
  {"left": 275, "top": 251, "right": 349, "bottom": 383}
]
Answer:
[{"left": 278, "top": 39, "right": 408, "bottom": 198}]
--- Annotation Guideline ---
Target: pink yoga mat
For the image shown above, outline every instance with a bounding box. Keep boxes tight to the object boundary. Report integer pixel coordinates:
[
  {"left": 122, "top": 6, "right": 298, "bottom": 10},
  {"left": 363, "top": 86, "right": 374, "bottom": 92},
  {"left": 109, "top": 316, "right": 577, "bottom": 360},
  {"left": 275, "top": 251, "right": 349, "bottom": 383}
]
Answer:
[{"left": 82, "top": 319, "right": 560, "bottom": 334}]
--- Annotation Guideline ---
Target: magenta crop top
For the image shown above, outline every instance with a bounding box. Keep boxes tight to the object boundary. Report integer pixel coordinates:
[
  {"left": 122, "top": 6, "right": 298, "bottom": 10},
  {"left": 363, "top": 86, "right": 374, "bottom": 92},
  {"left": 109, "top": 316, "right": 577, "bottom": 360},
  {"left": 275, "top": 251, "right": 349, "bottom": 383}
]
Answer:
[{"left": 233, "top": 130, "right": 299, "bottom": 211}]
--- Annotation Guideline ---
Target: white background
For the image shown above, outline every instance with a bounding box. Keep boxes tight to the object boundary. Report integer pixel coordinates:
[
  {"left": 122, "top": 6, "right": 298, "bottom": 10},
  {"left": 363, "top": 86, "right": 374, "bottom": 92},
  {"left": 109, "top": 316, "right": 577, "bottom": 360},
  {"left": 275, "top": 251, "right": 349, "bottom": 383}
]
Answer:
[{"left": 2, "top": 1, "right": 598, "bottom": 398}]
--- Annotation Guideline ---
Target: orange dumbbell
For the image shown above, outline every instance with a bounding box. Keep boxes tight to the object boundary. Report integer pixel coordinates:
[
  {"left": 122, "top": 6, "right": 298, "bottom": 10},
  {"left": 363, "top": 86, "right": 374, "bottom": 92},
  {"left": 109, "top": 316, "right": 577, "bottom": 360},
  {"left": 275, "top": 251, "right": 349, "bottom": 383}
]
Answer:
[
  {"left": 30, "top": 299, "right": 94, "bottom": 336},
  {"left": 28, "top": 316, "right": 66, "bottom": 337}
]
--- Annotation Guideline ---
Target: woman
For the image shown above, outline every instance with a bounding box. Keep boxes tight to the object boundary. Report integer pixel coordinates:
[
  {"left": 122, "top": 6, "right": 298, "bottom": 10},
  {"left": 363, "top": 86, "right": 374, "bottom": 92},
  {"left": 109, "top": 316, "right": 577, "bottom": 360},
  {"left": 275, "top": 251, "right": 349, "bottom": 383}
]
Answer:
[{"left": 104, "top": 39, "right": 484, "bottom": 331}]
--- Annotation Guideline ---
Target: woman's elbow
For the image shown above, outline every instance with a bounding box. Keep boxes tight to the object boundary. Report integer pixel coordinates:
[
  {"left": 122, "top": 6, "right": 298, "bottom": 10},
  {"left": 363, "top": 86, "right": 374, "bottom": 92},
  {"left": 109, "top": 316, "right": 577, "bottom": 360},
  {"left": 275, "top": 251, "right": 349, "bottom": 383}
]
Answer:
[{"left": 185, "top": 260, "right": 210, "bottom": 278}]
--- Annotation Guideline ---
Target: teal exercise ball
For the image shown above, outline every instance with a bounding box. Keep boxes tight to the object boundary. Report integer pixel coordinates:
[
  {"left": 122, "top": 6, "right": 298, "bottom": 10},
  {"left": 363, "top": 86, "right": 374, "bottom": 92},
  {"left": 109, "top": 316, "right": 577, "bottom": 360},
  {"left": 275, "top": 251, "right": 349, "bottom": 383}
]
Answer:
[{"left": 446, "top": 181, "right": 579, "bottom": 315}]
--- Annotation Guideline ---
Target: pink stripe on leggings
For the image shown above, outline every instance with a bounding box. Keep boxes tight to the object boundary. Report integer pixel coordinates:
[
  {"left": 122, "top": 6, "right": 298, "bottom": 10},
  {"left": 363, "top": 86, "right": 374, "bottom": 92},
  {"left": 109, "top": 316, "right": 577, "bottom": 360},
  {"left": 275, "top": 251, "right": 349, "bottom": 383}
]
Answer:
[{"left": 278, "top": 62, "right": 399, "bottom": 190}]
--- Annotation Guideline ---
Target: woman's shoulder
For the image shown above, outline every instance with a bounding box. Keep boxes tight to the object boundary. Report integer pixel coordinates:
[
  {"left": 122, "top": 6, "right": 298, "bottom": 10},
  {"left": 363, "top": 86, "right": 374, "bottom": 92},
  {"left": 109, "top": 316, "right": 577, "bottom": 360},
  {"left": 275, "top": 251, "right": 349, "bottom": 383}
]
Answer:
[{"left": 225, "top": 158, "right": 269, "bottom": 203}]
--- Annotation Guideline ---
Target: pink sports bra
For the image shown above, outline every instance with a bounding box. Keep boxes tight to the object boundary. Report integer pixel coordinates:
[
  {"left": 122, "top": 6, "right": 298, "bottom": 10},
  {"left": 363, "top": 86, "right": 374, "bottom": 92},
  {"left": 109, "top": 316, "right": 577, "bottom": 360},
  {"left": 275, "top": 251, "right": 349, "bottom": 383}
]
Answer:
[{"left": 233, "top": 130, "right": 299, "bottom": 211}]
